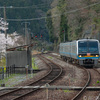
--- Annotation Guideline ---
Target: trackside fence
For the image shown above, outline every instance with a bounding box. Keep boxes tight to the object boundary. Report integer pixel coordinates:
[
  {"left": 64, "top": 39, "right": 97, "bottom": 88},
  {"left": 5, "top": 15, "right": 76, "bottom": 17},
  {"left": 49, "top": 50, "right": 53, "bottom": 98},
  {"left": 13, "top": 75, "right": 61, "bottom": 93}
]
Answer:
[
  {"left": 0, "top": 64, "right": 15, "bottom": 80},
  {"left": 6, "top": 64, "right": 15, "bottom": 78},
  {"left": 0, "top": 65, "right": 30, "bottom": 80},
  {"left": 0, "top": 67, "right": 4, "bottom": 80}
]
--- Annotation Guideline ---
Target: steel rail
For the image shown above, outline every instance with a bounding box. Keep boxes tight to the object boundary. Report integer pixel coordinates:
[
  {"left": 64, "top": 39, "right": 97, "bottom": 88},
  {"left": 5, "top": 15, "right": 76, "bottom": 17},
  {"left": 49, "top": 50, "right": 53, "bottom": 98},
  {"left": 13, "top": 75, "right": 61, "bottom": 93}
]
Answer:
[
  {"left": 0, "top": 55, "right": 62, "bottom": 100},
  {"left": 71, "top": 66, "right": 91, "bottom": 100},
  {"left": 93, "top": 68, "right": 100, "bottom": 100},
  {"left": 48, "top": 53, "right": 91, "bottom": 100},
  {"left": 12, "top": 55, "right": 62, "bottom": 100},
  {"left": 73, "top": 68, "right": 100, "bottom": 100},
  {"left": 49, "top": 53, "right": 100, "bottom": 100},
  {"left": 0, "top": 55, "right": 52, "bottom": 99}
]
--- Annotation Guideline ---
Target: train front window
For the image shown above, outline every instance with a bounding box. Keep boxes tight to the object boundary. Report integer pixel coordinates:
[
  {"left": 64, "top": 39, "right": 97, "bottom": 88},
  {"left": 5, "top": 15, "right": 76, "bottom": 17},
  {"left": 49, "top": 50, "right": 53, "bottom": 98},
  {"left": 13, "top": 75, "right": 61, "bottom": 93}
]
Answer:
[
  {"left": 78, "top": 41, "right": 88, "bottom": 53},
  {"left": 78, "top": 41, "right": 98, "bottom": 53},
  {"left": 88, "top": 41, "right": 98, "bottom": 53}
]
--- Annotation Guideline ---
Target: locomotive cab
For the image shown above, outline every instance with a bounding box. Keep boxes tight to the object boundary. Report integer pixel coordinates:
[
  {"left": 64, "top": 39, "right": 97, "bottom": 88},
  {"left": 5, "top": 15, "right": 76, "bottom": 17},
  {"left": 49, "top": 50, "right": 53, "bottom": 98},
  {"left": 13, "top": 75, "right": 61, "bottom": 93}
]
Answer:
[{"left": 78, "top": 39, "right": 99, "bottom": 66}]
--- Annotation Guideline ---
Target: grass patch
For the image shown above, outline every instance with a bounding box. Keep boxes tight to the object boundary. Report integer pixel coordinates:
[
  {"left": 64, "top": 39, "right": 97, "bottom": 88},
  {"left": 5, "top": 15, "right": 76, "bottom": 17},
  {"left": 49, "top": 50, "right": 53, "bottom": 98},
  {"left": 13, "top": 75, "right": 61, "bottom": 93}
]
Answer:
[
  {"left": 97, "top": 80, "right": 100, "bottom": 84},
  {"left": 63, "top": 89, "right": 71, "bottom": 93},
  {"left": 0, "top": 73, "right": 35, "bottom": 87},
  {"left": 48, "top": 56, "right": 53, "bottom": 59},
  {"left": 0, "top": 74, "right": 16, "bottom": 87},
  {"left": 93, "top": 80, "right": 100, "bottom": 86},
  {"left": 93, "top": 84, "right": 95, "bottom": 86},
  {"left": 32, "top": 58, "right": 38, "bottom": 70}
]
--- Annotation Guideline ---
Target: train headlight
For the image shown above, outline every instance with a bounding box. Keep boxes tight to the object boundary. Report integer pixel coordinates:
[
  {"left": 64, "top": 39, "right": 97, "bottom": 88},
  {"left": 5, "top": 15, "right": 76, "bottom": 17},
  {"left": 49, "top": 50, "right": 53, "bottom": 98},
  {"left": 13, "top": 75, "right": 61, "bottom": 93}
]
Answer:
[
  {"left": 79, "top": 55, "right": 82, "bottom": 57},
  {"left": 96, "top": 55, "right": 99, "bottom": 57}
]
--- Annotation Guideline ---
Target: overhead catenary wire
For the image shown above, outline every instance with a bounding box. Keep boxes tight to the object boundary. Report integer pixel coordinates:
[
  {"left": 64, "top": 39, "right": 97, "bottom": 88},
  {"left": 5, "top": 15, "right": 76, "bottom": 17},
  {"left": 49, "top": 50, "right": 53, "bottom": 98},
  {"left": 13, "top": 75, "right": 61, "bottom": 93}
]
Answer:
[
  {"left": 0, "top": 2, "right": 52, "bottom": 9},
  {"left": 4, "top": 2, "right": 100, "bottom": 22},
  {"left": 0, "top": 5, "right": 51, "bottom": 9}
]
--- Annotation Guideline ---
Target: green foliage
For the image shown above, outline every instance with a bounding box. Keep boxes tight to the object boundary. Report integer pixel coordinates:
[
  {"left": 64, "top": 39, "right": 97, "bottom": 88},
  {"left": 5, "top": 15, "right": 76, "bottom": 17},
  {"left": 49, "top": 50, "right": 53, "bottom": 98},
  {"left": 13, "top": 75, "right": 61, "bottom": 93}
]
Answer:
[
  {"left": 71, "top": 16, "right": 84, "bottom": 39},
  {"left": 57, "top": 0, "right": 67, "bottom": 12},
  {"left": 32, "top": 58, "right": 38, "bottom": 69},
  {"left": 46, "top": 0, "right": 100, "bottom": 43},
  {"left": 63, "top": 89, "right": 71, "bottom": 93},
  {"left": 46, "top": 11, "right": 55, "bottom": 43},
  {"left": 97, "top": 80, "right": 100, "bottom": 84},
  {"left": 45, "top": 43, "right": 54, "bottom": 51},
  {"left": 75, "top": 26, "right": 83, "bottom": 37},
  {"left": 92, "top": 4, "right": 100, "bottom": 13},
  {"left": 0, "top": 0, "right": 51, "bottom": 41},
  {"left": 48, "top": 56, "right": 53, "bottom": 59},
  {"left": 46, "top": 1, "right": 69, "bottom": 43},
  {"left": 93, "top": 17, "right": 100, "bottom": 31},
  {"left": 93, "top": 84, "right": 95, "bottom": 86},
  {"left": 93, "top": 18, "right": 100, "bottom": 25},
  {"left": 60, "top": 15, "right": 69, "bottom": 42},
  {"left": 0, "top": 73, "right": 35, "bottom": 87},
  {"left": 0, "top": 74, "right": 16, "bottom": 86}
]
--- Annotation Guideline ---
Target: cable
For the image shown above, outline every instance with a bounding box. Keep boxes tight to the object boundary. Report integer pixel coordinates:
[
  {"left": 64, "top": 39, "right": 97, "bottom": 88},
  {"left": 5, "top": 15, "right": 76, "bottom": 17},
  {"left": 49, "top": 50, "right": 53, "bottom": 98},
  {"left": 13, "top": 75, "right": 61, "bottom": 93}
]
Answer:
[
  {"left": 6, "top": 2, "right": 100, "bottom": 22},
  {"left": 0, "top": 2, "right": 52, "bottom": 9}
]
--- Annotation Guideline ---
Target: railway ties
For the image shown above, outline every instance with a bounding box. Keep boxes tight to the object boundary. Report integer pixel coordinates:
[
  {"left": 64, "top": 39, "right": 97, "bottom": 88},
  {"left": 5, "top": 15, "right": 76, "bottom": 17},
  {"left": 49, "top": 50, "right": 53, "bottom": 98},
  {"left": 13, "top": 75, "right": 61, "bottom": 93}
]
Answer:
[
  {"left": 71, "top": 66, "right": 91, "bottom": 100},
  {"left": 69, "top": 67, "right": 100, "bottom": 100},
  {"left": 0, "top": 55, "right": 62, "bottom": 100},
  {"left": 48, "top": 53, "right": 100, "bottom": 100}
]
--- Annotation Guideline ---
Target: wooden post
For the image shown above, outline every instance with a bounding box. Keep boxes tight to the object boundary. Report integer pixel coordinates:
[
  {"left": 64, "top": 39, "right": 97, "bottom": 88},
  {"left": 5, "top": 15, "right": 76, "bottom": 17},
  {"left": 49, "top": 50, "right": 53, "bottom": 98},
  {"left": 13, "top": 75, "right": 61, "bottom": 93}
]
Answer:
[
  {"left": 10, "top": 66, "right": 11, "bottom": 75},
  {"left": 6, "top": 67, "right": 7, "bottom": 78},
  {"left": 1, "top": 67, "right": 5, "bottom": 87},
  {"left": 31, "top": 68, "right": 33, "bottom": 77},
  {"left": 2, "top": 67, "right": 4, "bottom": 80},
  {"left": 8, "top": 67, "right": 9, "bottom": 77},
  {"left": 12, "top": 65, "right": 13, "bottom": 74},
  {"left": 25, "top": 65, "right": 28, "bottom": 79},
  {"left": 46, "top": 83, "right": 49, "bottom": 100},
  {"left": 68, "top": 73, "right": 71, "bottom": 86},
  {"left": 69, "top": 77, "right": 70, "bottom": 86},
  {"left": 14, "top": 65, "right": 15, "bottom": 74},
  {"left": 46, "top": 88, "right": 48, "bottom": 100}
]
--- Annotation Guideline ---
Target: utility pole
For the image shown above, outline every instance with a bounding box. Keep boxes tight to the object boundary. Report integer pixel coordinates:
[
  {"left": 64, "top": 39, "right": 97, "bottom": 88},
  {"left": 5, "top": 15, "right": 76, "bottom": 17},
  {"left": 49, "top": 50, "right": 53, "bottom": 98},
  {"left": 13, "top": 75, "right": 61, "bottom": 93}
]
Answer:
[
  {"left": 4, "top": 6, "right": 7, "bottom": 68},
  {"left": 2, "top": 6, "right": 7, "bottom": 87},
  {"left": 22, "top": 22, "right": 32, "bottom": 70},
  {"left": 25, "top": 22, "right": 28, "bottom": 45},
  {"left": 22, "top": 22, "right": 30, "bottom": 45},
  {"left": 4, "top": 6, "right": 7, "bottom": 43}
]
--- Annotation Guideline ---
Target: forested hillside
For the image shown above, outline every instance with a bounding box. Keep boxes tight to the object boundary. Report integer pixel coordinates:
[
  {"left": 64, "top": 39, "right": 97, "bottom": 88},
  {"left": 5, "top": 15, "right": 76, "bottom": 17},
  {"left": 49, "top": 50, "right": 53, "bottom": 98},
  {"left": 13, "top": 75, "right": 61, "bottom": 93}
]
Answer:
[
  {"left": 0, "top": 0, "right": 53, "bottom": 40},
  {"left": 46, "top": 0, "right": 100, "bottom": 43},
  {"left": 0, "top": 0, "right": 100, "bottom": 44}
]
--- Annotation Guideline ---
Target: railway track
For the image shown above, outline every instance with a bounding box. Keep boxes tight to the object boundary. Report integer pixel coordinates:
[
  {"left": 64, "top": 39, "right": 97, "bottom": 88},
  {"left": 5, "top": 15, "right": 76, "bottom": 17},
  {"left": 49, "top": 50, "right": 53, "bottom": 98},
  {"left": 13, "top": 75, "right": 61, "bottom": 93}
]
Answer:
[
  {"left": 71, "top": 66, "right": 91, "bottom": 100},
  {"left": 73, "top": 68, "right": 100, "bottom": 100},
  {"left": 47, "top": 53, "right": 100, "bottom": 100},
  {"left": 0, "top": 55, "right": 62, "bottom": 100},
  {"left": 46, "top": 53, "right": 91, "bottom": 100}
]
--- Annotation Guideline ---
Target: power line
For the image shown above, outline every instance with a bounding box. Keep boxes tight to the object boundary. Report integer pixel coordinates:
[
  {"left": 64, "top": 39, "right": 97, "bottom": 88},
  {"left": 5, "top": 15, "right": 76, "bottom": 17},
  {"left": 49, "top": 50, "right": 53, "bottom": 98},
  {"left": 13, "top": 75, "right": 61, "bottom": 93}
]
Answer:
[
  {"left": 6, "top": 2, "right": 100, "bottom": 22},
  {"left": 0, "top": 2, "right": 52, "bottom": 9}
]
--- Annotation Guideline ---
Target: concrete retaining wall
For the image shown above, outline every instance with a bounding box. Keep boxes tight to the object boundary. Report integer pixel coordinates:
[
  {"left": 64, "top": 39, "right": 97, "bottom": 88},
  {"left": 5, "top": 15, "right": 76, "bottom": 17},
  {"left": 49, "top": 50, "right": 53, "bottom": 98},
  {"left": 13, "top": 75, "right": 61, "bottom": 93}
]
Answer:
[{"left": 7, "top": 50, "right": 32, "bottom": 70}]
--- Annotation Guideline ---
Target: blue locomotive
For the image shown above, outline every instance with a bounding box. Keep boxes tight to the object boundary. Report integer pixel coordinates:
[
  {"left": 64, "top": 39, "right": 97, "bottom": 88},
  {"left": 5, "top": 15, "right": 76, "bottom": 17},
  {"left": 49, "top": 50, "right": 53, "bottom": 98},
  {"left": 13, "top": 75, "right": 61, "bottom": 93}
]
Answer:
[{"left": 59, "top": 39, "right": 99, "bottom": 66}]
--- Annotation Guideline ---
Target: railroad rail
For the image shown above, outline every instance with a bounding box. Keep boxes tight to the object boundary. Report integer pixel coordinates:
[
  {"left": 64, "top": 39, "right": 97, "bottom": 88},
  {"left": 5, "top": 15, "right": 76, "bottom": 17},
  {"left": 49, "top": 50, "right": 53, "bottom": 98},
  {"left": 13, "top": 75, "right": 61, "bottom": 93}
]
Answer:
[
  {"left": 46, "top": 53, "right": 91, "bottom": 100},
  {"left": 49, "top": 53, "right": 100, "bottom": 100},
  {"left": 72, "top": 68, "right": 100, "bottom": 100},
  {"left": 71, "top": 66, "right": 91, "bottom": 100},
  {"left": 0, "top": 55, "right": 62, "bottom": 100}
]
